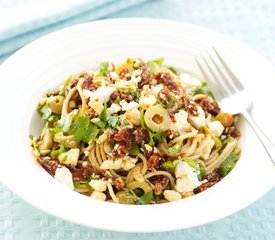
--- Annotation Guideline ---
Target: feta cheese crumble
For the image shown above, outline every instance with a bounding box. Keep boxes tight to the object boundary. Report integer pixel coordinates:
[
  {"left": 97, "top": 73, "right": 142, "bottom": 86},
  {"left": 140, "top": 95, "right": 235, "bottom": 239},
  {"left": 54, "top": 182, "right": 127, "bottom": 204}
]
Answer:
[
  {"left": 58, "top": 148, "right": 79, "bottom": 166},
  {"left": 89, "top": 101, "right": 104, "bottom": 115},
  {"left": 121, "top": 156, "right": 138, "bottom": 171},
  {"left": 130, "top": 75, "right": 141, "bottom": 83},
  {"left": 96, "top": 86, "right": 116, "bottom": 103},
  {"left": 132, "top": 69, "right": 142, "bottom": 76},
  {"left": 172, "top": 109, "right": 190, "bottom": 132},
  {"left": 84, "top": 86, "right": 116, "bottom": 104},
  {"left": 107, "top": 103, "right": 121, "bottom": 114},
  {"left": 188, "top": 106, "right": 206, "bottom": 129},
  {"left": 175, "top": 176, "right": 201, "bottom": 193},
  {"left": 139, "top": 95, "right": 156, "bottom": 110},
  {"left": 125, "top": 108, "right": 141, "bottom": 126},
  {"left": 174, "top": 161, "right": 202, "bottom": 193},
  {"left": 54, "top": 166, "right": 74, "bottom": 190},
  {"left": 151, "top": 84, "right": 164, "bottom": 95},
  {"left": 110, "top": 71, "right": 119, "bottom": 80},
  {"left": 89, "top": 179, "right": 107, "bottom": 192},
  {"left": 139, "top": 85, "right": 156, "bottom": 109},
  {"left": 115, "top": 78, "right": 138, "bottom": 91},
  {"left": 179, "top": 73, "right": 202, "bottom": 90},
  {"left": 120, "top": 100, "right": 139, "bottom": 111},
  {"left": 207, "top": 120, "right": 225, "bottom": 137}
]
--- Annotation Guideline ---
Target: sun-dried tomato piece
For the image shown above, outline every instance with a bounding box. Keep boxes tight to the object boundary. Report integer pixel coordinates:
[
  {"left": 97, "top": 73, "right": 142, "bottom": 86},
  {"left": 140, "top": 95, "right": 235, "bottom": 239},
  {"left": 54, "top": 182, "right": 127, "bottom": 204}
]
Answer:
[
  {"left": 114, "top": 177, "right": 125, "bottom": 190},
  {"left": 109, "top": 90, "right": 135, "bottom": 104},
  {"left": 184, "top": 97, "right": 198, "bottom": 116},
  {"left": 224, "top": 126, "right": 240, "bottom": 138},
  {"left": 84, "top": 107, "right": 97, "bottom": 118},
  {"left": 106, "top": 130, "right": 118, "bottom": 144},
  {"left": 65, "top": 165, "right": 104, "bottom": 181},
  {"left": 37, "top": 156, "right": 59, "bottom": 174},
  {"left": 133, "top": 127, "right": 149, "bottom": 146},
  {"left": 46, "top": 90, "right": 59, "bottom": 97},
  {"left": 138, "top": 61, "right": 151, "bottom": 87},
  {"left": 149, "top": 175, "right": 169, "bottom": 190},
  {"left": 112, "top": 127, "right": 132, "bottom": 158},
  {"left": 83, "top": 73, "right": 95, "bottom": 91},
  {"left": 194, "top": 168, "right": 221, "bottom": 193},
  {"left": 155, "top": 72, "right": 182, "bottom": 96},
  {"left": 158, "top": 88, "right": 181, "bottom": 122},
  {"left": 154, "top": 182, "right": 163, "bottom": 195},
  {"left": 199, "top": 97, "right": 221, "bottom": 116},
  {"left": 147, "top": 154, "right": 165, "bottom": 171},
  {"left": 37, "top": 155, "right": 104, "bottom": 181},
  {"left": 119, "top": 67, "right": 131, "bottom": 80}
]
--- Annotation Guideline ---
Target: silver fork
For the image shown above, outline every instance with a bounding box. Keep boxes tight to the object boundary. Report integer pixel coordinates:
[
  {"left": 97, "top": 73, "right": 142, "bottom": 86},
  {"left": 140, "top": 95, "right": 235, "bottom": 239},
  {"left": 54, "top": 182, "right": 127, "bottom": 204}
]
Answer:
[{"left": 195, "top": 47, "right": 275, "bottom": 165}]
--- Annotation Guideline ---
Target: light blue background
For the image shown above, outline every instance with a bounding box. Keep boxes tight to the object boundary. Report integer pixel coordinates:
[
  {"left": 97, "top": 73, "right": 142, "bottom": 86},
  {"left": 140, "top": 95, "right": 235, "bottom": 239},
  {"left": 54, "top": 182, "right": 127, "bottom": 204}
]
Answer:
[{"left": 0, "top": 0, "right": 275, "bottom": 239}]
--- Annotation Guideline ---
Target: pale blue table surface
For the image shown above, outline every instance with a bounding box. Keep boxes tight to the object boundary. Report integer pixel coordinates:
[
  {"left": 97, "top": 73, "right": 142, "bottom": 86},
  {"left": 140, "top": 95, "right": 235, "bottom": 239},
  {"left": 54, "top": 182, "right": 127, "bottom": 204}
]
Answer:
[{"left": 1, "top": 0, "right": 275, "bottom": 239}]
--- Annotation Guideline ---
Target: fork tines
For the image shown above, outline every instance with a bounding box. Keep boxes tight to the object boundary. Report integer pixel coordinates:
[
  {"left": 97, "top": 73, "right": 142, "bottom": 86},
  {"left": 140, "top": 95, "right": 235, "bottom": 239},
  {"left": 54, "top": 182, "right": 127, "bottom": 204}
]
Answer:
[{"left": 195, "top": 47, "right": 244, "bottom": 101}]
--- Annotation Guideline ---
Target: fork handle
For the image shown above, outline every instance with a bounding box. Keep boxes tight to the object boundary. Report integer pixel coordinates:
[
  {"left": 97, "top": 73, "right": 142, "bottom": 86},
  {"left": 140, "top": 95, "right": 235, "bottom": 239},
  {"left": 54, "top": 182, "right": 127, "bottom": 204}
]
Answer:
[{"left": 242, "top": 110, "right": 275, "bottom": 166}]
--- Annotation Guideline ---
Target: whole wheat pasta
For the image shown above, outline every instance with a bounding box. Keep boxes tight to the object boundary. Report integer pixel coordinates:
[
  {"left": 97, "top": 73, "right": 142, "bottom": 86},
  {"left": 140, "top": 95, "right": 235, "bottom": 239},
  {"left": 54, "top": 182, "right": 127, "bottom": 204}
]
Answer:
[{"left": 31, "top": 57, "right": 241, "bottom": 204}]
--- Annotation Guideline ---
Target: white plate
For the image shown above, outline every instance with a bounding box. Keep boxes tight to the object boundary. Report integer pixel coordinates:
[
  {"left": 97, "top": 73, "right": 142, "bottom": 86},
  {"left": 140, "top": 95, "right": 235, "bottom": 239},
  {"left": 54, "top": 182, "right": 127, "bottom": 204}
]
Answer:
[{"left": 0, "top": 18, "right": 274, "bottom": 232}]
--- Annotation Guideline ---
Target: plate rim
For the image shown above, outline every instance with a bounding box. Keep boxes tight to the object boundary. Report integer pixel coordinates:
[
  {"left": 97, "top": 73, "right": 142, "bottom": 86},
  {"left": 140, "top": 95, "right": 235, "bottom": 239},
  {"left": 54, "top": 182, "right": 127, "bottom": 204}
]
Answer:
[{"left": 0, "top": 18, "right": 274, "bottom": 232}]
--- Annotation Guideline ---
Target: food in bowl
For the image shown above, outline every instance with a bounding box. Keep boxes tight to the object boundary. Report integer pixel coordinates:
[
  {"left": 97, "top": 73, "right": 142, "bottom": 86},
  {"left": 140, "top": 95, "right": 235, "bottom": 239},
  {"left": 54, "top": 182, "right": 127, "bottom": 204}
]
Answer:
[{"left": 30, "top": 57, "right": 240, "bottom": 204}]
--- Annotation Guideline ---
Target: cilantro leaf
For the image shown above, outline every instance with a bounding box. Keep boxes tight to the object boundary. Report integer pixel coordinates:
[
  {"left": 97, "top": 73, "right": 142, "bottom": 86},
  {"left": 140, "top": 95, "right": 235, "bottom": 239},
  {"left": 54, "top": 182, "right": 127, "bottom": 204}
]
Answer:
[
  {"left": 91, "top": 103, "right": 108, "bottom": 129},
  {"left": 75, "top": 124, "right": 98, "bottom": 143},
  {"left": 148, "top": 130, "right": 155, "bottom": 146},
  {"left": 69, "top": 116, "right": 99, "bottom": 143},
  {"left": 29, "top": 134, "right": 34, "bottom": 140},
  {"left": 69, "top": 116, "right": 89, "bottom": 133},
  {"left": 189, "top": 82, "right": 215, "bottom": 100},
  {"left": 150, "top": 58, "right": 165, "bottom": 65},
  {"left": 167, "top": 66, "right": 177, "bottom": 74},
  {"left": 107, "top": 115, "right": 119, "bottom": 128},
  {"left": 153, "top": 58, "right": 165, "bottom": 65},
  {"left": 129, "top": 141, "right": 140, "bottom": 156},
  {"left": 153, "top": 130, "right": 167, "bottom": 143},
  {"left": 137, "top": 191, "right": 153, "bottom": 205},
  {"left": 125, "top": 189, "right": 140, "bottom": 202},
  {"left": 95, "top": 62, "right": 110, "bottom": 77},
  {"left": 91, "top": 118, "right": 106, "bottom": 128},
  {"left": 125, "top": 189, "right": 153, "bottom": 205},
  {"left": 148, "top": 130, "right": 167, "bottom": 146},
  {"left": 132, "top": 91, "right": 141, "bottom": 100},
  {"left": 58, "top": 109, "right": 78, "bottom": 132},
  {"left": 196, "top": 82, "right": 208, "bottom": 94},
  {"left": 98, "top": 104, "right": 107, "bottom": 127},
  {"left": 147, "top": 58, "right": 165, "bottom": 74},
  {"left": 38, "top": 104, "right": 52, "bottom": 122}
]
